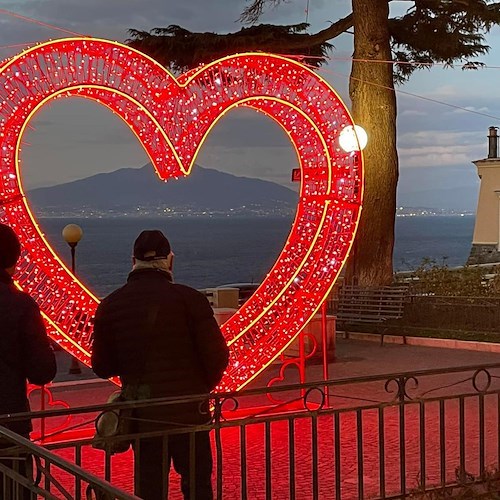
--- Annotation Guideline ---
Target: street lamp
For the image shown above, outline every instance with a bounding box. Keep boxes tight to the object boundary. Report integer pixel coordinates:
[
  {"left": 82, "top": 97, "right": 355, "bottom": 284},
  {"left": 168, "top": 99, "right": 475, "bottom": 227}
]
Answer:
[
  {"left": 62, "top": 224, "right": 83, "bottom": 273},
  {"left": 62, "top": 223, "right": 83, "bottom": 375},
  {"left": 339, "top": 124, "right": 368, "bottom": 152}
]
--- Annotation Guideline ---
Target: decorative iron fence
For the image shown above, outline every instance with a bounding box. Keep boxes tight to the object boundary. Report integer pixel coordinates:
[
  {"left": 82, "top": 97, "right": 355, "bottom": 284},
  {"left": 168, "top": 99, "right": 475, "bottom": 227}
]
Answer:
[
  {"left": 1, "top": 363, "right": 500, "bottom": 499},
  {"left": 0, "top": 425, "right": 138, "bottom": 499}
]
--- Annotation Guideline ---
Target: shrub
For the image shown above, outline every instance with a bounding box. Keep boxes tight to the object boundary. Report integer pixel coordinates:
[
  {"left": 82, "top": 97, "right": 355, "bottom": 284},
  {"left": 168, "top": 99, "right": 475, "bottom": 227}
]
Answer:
[{"left": 408, "top": 259, "right": 500, "bottom": 297}]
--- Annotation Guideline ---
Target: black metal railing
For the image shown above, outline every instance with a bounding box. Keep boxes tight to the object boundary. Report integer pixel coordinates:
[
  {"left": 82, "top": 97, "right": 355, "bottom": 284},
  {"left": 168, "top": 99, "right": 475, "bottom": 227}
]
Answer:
[
  {"left": 0, "top": 425, "right": 139, "bottom": 499},
  {"left": 1, "top": 363, "right": 500, "bottom": 499}
]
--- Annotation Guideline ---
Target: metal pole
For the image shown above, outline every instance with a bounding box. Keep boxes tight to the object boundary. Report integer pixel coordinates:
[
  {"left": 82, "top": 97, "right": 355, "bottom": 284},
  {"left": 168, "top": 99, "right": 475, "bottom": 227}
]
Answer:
[
  {"left": 321, "top": 301, "right": 330, "bottom": 407},
  {"left": 40, "top": 386, "right": 46, "bottom": 443},
  {"left": 68, "top": 241, "right": 81, "bottom": 375},
  {"left": 298, "top": 331, "right": 306, "bottom": 397},
  {"left": 70, "top": 244, "right": 76, "bottom": 274}
]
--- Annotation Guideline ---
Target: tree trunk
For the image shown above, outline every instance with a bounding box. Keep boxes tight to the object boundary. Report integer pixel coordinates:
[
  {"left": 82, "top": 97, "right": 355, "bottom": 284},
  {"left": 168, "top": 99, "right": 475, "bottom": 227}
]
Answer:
[{"left": 346, "top": 0, "right": 398, "bottom": 286}]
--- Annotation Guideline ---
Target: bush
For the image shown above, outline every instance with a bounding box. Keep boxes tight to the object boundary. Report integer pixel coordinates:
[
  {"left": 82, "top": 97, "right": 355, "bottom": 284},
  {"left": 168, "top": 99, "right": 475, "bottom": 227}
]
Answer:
[{"left": 408, "top": 259, "right": 500, "bottom": 297}]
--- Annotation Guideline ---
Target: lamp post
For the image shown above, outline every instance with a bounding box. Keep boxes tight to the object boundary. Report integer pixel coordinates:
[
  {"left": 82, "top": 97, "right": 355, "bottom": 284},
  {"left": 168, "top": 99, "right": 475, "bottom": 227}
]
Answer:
[{"left": 62, "top": 224, "right": 83, "bottom": 375}]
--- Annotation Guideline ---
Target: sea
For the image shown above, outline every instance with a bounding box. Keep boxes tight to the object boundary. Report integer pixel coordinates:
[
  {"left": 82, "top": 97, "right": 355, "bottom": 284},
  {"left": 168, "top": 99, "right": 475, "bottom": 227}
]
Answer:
[{"left": 37, "top": 215, "right": 475, "bottom": 297}]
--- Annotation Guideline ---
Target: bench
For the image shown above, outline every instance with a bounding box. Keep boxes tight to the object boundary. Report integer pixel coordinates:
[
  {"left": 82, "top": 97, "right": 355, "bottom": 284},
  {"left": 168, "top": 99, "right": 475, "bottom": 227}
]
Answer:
[{"left": 336, "top": 284, "right": 409, "bottom": 345}]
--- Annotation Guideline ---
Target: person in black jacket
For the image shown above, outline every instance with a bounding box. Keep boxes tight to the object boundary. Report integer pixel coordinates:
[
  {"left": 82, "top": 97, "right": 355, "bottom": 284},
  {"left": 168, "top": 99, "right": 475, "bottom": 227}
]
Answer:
[
  {"left": 0, "top": 223, "right": 57, "bottom": 497},
  {"left": 91, "top": 229, "right": 229, "bottom": 500}
]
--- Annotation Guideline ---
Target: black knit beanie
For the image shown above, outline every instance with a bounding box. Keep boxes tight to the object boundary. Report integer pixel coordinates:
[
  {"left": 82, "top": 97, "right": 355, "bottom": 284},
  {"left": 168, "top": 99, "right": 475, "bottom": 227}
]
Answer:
[{"left": 0, "top": 223, "right": 21, "bottom": 269}]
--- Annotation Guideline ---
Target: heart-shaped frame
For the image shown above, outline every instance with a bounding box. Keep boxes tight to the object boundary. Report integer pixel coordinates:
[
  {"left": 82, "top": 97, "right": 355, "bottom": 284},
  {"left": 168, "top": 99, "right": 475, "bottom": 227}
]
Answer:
[{"left": 0, "top": 38, "right": 362, "bottom": 392}]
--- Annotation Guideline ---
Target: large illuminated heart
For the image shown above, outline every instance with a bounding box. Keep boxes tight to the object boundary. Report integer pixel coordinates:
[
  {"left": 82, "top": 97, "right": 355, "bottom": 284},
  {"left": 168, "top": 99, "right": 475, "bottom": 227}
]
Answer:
[{"left": 0, "top": 38, "right": 362, "bottom": 392}]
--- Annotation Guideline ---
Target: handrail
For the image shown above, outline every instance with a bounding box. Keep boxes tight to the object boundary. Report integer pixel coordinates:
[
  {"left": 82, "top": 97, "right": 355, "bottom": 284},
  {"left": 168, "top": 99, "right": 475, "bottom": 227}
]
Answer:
[
  {"left": 0, "top": 425, "right": 139, "bottom": 499},
  {"left": 0, "top": 362, "right": 499, "bottom": 424},
  {"left": 0, "top": 363, "right": 496, "bottom": 499}
]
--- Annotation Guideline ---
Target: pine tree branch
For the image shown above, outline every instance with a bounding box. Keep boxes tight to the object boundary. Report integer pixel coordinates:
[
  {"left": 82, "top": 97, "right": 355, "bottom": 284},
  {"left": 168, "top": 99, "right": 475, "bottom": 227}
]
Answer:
[
  {"left": 126, "top": 16, "right": 353, "bottom": 72},
  {"left": 308, "top": 14, "right": 354, "bottom": 44}
]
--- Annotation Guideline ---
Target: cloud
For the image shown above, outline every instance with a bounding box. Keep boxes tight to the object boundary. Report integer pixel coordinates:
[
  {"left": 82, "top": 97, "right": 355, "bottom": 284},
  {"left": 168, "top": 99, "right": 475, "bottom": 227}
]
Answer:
[
  {"left": 0, "top": 0, "right": 249, "bottom": 42},
  {"left": 1, "top": 0, "right": 499, "bottom": 210},
  {"left": 400, "top": 109, "right": 427, "bottom": 117},
  {"left": 423, "top": 85, "right": 460, "bottom": 100},
  {"left": 401, "top": 150, "right": 474, "bottom": 169},
  {"left": 203, "top": 108, "right": 293, "bottom": 148},
  {"left": 452, "top": 105, "right": 490, "bottom": 114},
  {"left": 399, "top": 130, "right": 483, "bottom": 148},
  {"left": 398, "top": 130, "right": 486, "bottom": 168},
  {"left": 197, "top": 145, "right": 299, "bottom": 187}
]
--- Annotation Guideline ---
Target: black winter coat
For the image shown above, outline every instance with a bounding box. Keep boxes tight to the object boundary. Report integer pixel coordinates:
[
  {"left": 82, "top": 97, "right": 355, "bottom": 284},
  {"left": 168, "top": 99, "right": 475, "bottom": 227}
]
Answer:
[
  {"left": 0, "top": 269, "right": 57, "bottom": 436},
  {"left": 91, "top": 268, "right": 229, "bottom": 428}
]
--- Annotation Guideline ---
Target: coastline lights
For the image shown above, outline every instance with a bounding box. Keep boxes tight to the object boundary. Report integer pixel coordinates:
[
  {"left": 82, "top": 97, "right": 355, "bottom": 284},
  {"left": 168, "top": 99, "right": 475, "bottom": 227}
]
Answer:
[{"left": 0, "top": 38, "right": 363, "bottom": 392}]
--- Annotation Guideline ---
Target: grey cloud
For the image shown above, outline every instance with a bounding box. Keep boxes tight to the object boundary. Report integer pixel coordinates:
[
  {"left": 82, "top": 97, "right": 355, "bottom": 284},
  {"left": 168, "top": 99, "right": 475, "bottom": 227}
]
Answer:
[
  {"left": 204, "top": 109, "right": 293, "bottom": 148},
  {"left": 1, "top": 0, "right": 498, "bottom": 211},
  {"left": 0, "top": 0, "right": 329, "bottom": 49},
  {"left": 0, "top": 19, "right": 47, "bottom": 46},
  {"left": 397, "top": 93, "right": 500, "bottom": 136},
  {"left": 72, "top": 133, "right": 138, "bottom": 146},
  {"left": 398, "top": 130, "right": 484, "bottom": 149},
  {"left": 197, "top": 144, "right": 298, "bottom": 186},
  {"left": 400, "top": 109, "right": 427, "bottom": 117},
  {"left": 0, "top": 0, "right": 248, "bottom": 41},
  {"left": 28, "top": 119, "right": 53, "bottom": 127}
]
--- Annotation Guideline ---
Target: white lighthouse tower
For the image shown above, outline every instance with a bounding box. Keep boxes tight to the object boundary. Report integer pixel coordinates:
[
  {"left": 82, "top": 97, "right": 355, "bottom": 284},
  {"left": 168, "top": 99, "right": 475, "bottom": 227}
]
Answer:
[{"left": 468, "top": 127, "right": 500, "bottom": 265}]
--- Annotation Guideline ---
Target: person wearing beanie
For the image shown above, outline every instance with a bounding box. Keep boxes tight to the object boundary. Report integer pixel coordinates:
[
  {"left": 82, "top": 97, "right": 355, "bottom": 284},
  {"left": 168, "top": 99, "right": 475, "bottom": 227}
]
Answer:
[
  {"left": 91, "top": 229, "right": 229, "bottom": 500},
  {"left": 0, "top": 223, "right": 57, "bottom": 497}
]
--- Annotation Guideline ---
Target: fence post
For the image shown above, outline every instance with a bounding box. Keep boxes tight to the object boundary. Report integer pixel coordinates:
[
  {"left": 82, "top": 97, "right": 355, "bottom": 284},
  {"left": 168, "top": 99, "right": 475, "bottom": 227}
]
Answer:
[{"left": 321, "top": 301, "right": 330, "bottom": 407}]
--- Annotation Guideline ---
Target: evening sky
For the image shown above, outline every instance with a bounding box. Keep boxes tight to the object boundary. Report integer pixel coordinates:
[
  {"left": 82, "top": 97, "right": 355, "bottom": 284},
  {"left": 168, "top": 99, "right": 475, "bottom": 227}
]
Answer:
[{"left": 1, "top": 0, "right": 499, "bottom": 210}]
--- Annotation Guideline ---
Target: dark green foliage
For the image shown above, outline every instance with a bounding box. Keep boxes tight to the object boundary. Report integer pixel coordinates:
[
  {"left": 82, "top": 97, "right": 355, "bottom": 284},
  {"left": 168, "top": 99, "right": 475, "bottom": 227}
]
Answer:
[
  {"left": 412, "top": 260, "right": 487, "bottom": 296},
  {"left": 239, "top": 0, "right": 500, "bottom": 82},
  {"left": 127, "top": 1, "right": 500, "bottom": 81},
  {"left": 240, "top": 0, "right": 284, "bottom": 24},
  {"left": 127, "top": 23, "right": 331, "bottom": 73},
  {"left": 409, "top": 258, "right": 500, "bottom": 297},
  {"left": 390, "top": 0, "right": 500, "bottom": 82}
]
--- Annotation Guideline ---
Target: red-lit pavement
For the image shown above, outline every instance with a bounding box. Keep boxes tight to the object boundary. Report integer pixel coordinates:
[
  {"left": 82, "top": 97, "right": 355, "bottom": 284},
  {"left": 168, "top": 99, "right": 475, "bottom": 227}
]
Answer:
[{"left": 34, "top": 339, "right": 500, "bottom": 499}]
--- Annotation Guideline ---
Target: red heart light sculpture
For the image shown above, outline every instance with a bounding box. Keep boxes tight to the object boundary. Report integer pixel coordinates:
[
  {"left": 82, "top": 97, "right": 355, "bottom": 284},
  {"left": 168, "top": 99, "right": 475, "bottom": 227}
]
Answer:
[{"left": 0, "top": 38, "right": 363, "bottom": 392}]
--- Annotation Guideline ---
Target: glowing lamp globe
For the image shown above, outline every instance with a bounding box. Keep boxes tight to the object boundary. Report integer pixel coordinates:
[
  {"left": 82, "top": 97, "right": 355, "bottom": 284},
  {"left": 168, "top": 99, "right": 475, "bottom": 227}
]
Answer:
[
  {"left": 62, "top": 224, "right": 83, "bottom": 245},
  {"left": 339, "top": 125, "right": 368, "bottom": 152}
]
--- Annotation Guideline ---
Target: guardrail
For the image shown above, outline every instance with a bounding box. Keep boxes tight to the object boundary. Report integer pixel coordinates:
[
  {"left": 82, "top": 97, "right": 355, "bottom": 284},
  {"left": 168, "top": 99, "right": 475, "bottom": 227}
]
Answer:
[
  {"left": 0, "top": 425, "right": 138, "bottom": 499},
  {"left": 1, "top": 363, "right": 500, "bottom": 498}
]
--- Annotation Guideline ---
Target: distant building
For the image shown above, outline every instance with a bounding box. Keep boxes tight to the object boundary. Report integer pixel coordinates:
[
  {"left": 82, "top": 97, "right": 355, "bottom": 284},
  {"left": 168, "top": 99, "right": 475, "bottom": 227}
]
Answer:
[{"left": 468, "top": 127, "right": 500, "bottom": 264}]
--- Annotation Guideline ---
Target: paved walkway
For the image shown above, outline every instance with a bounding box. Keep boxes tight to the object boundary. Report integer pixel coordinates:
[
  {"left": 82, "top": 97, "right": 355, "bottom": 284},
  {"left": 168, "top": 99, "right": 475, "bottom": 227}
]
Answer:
[
  {"left": 33, "top": 339, "right": 500, "bottom": 499},
  {"left": 50, "top": 336, "right": 500, "bottom": 392}
]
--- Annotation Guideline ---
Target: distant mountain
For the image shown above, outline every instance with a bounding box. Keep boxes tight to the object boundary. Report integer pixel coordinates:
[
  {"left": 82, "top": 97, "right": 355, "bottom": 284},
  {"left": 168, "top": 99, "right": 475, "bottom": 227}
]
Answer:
[{"left": 29, "top": 164, "right": 298, "bottom": 215}]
